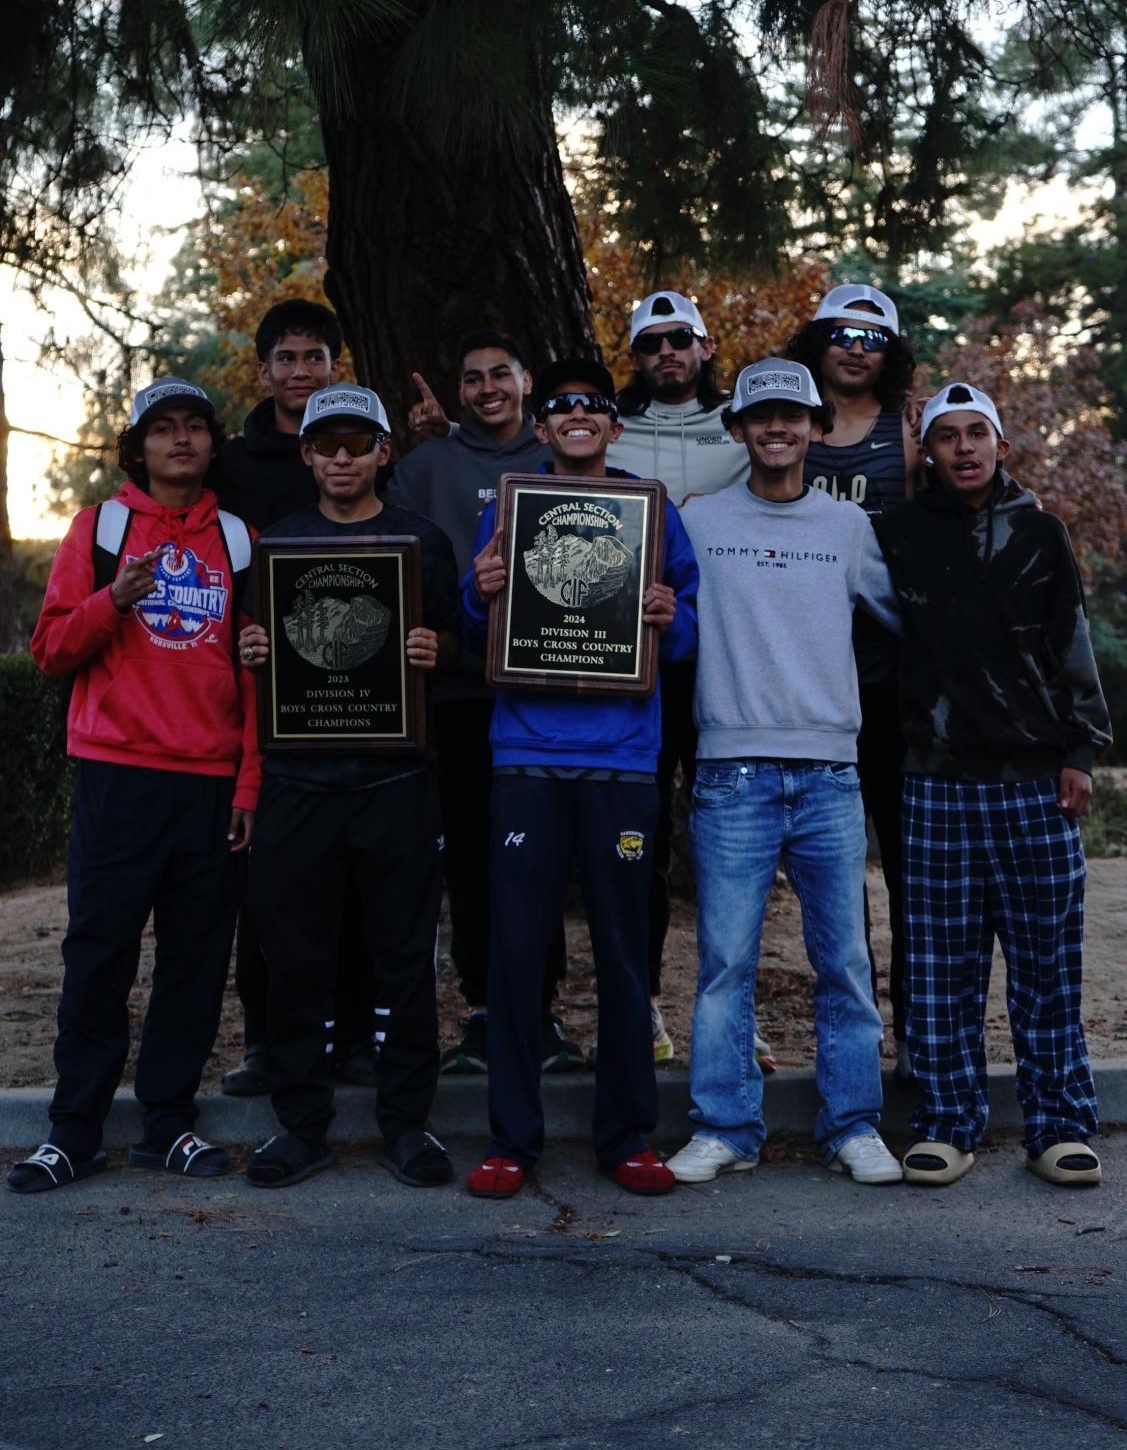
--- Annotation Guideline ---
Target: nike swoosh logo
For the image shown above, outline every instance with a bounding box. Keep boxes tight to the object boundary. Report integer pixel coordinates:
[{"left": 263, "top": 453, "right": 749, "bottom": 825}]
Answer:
[{"left": 869, "top": 442, "right": 892, "bottom": 451}]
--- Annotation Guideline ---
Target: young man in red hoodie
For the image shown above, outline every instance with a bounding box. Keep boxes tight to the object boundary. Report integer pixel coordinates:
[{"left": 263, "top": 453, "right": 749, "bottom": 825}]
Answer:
[{"left": 8, "top": 379, "right": 260, "bottom": 1193}]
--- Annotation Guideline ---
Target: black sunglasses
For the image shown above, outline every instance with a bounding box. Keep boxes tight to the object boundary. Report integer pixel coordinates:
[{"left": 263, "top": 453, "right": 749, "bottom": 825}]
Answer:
[
  {"left": 633, "top": 326, "right": 698, "bottom": 355},
  {"left": 538, "top": 392, "right": 617, "bottom": 419},
  {"left": 826, "top": 325, "right": 888, "bottom": 353},
  {"left": 305, "top": 431, "right": 387, "bottom": 458}
]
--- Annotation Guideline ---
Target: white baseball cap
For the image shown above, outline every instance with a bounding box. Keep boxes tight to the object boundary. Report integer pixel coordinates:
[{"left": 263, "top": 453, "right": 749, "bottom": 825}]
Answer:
[
  {"left": 730, "top": 358, "right": 823, "bottom": 415},
  {"left": 920, "top": 382, "right": 1004, "bottom": 442},
  {"left": 814, "top": 284, "right": 900, "bottom": 335},
  {"left": 300, "top": 385, "right": 391, "bottom": 437},
  {"left": 629, "top": 290, "right": 708, "bottom": 344},
  {"left": 129, "top": 378, "right": 214, "bottom": 430}
]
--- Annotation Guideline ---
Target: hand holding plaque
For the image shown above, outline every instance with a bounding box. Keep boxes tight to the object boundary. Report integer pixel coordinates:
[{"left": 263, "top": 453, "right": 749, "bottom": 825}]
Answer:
[
  {"left": 485, "top": 473, "right": 667, "bottom": 696},
  {"left": 254, "top": 536, "right": 426, "bottom": 751}
]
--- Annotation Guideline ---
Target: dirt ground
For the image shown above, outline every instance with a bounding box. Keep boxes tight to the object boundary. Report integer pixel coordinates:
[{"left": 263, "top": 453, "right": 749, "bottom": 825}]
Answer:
[{"left": 1, "top": 859, "right": 1124, "bottom": 1090}]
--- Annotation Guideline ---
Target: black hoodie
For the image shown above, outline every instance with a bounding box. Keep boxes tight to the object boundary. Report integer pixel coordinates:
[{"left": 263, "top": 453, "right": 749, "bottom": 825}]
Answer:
[
  {"left": 217, "top": 398, "right": 319, "bottom": 531},
  {"left": 873, "top": 471, "right": 1111, "bottom": 781}
]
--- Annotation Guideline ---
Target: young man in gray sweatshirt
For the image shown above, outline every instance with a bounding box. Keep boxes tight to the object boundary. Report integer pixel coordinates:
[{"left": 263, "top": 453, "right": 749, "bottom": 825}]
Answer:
[
  {"left": 670, "top": 358, "right": 903, "bottom": 1186},
  {"left": 386, "top": 333, "right": 576, "bottom": 1075}
]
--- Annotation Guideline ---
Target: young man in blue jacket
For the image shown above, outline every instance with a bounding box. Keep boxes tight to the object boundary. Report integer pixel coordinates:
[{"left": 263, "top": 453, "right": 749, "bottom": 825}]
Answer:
[{"left": 461, "top": 359, "right": 699, "bottom": 1198}]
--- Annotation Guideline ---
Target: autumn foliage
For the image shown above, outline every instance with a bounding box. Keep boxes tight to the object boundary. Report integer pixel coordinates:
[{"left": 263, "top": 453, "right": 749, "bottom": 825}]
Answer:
[
  {"left": 194, "top": 170, "right": 353, "bottom": 417},
  {"left": 190, "top": 184, "right": 1125, "bottom": 576},
  {"left": 932, "top": 305, "right": 1127, "bottom": 570},
  {"left": 581, "top": 215, "right": 831, "bottom": 390}
]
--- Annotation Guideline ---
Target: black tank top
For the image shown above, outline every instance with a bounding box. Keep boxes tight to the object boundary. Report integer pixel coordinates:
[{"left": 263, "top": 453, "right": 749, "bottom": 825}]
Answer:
[
  {"left": 803, "top": 410, "right": 907, "bottom": 515},
  {"left": 804, "top": 411, "right": 906, "bottom": 682}
]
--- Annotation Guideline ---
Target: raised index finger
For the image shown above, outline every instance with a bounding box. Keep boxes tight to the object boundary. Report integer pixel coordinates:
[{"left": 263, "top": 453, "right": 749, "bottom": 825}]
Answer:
[{"left": 411, "top": 371, "right": 439, "bottom": 405}]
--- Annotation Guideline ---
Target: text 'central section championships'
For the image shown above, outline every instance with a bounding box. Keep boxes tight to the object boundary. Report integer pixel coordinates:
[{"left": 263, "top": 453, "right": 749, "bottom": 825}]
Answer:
[{"left": 487, "top": 473, "right": 666, "bottom": 694}]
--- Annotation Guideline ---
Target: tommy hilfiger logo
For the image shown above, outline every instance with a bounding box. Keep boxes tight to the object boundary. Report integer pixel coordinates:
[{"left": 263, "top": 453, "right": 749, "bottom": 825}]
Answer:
[{"left": 705, "top": 546, "right": 839, "bottom": 566}]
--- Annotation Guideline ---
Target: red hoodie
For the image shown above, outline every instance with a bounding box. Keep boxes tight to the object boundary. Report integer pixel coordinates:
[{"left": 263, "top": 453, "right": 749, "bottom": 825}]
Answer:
[{"left": 31, "top": 482, "right": 261, "bottom": 810}]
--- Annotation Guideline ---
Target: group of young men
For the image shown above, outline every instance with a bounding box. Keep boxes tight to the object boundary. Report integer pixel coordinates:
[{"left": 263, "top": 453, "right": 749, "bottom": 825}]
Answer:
[{"left": 9, "top": 281, "right": 1111, "bottom": 1199}]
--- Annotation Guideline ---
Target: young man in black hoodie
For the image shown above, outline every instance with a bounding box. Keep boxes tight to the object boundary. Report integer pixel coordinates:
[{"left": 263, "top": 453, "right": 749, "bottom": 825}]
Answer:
[
  {"left": 873, "top": 382, "right": 1112, "bottom": 1188},
  {"left": 219, "top": 299, "right": 343, "bottom": 529},
  {"left": 387, "top": 332, "right": 577, "bottom": 1075},
  {"left": 217, "top": 300, "right": 377, "bottom": 1094}
]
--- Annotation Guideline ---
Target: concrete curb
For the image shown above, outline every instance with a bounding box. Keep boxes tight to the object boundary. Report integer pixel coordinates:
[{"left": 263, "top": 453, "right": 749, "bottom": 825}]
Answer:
[{"left": 2, "top": 1058, "right": 1125, "bottom": 1150}]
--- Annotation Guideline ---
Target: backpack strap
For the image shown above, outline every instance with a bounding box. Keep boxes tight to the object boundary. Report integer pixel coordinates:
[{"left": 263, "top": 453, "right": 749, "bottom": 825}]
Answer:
[
  {"left": 215, "top": 509, "right": 254, "bottom": 628},
  {"left": 92, "top": 498, "right": 133, "bottom": 589}
]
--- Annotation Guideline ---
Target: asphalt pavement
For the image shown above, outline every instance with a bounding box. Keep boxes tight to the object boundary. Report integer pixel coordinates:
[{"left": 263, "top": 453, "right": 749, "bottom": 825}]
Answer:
[{"left": 1, "top": 1111, "right": 1124, "bottom": 1448}]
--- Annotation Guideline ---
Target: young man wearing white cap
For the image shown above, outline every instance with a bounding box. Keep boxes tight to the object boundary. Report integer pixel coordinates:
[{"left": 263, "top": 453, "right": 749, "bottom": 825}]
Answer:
[
  {"left": 10, "top": 380, "right": 260, "bottom": 1193},
  {"left": 873, "top": 383, "right": 1111, "bottom": 1187},
  {"left": 787, "top": 283, "right": 919, "bottom": 1079},
  {"left": 669, "top": 358, "right": 903, "bottom": 1187},
  {"left": 238, "top": 385, "right": 462, "bottom": 1190},
  {"left": 608, "top": 291, "right": 763, "bottom": 1065}
]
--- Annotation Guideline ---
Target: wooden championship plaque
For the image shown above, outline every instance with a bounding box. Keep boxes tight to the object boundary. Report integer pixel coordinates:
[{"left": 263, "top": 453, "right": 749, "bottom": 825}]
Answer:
[
  {"left": 486, "top": 473, "right": 666, "bottom": 695},
  {"left": 255, "top": 536, "right": 425, "bottom": 751}
]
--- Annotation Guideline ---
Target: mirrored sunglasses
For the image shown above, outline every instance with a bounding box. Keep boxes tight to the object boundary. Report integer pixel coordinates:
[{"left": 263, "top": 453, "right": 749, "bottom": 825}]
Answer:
[
  {"left": 827, "top": 325, "right": 888, "bottom": 353},
  {"left": 306, "top": 431, "right": 387, "bottom": 458},
  {"left": 539, "top": 392, "right": 617, "bottom": 419},
  {"left": 633, "top": 326, "right": 698, "bottom": 355}
]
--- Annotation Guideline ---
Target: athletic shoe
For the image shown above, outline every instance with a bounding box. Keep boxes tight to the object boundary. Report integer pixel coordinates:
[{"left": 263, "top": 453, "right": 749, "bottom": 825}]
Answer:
[
  {"left": 220, "top": 1048, "right": 278, "bottom": 1097},
  {"left": 754, "top": 1030, "right": 777, "bottom": 1074},
  {"left": 542, "top": 1015, "right": 584, "bottom": 1073},
  {"left": 827, "top": 1130, "right": 903, "bottom": 1184},
  {"left": 651, "top": 1004, "right": 675, "bottom": 1063},
  {"left": 589, "top": 1006, "right": 674, "bottom": 1068},
  {"left": 466, "top": 1156, "right": 525, "bottom": 1198},
  {"left": 666, "top": 1134, "right": 758, "bottom": 1184},
  {"left": 600, "top": 1148, "right": 676, "bottom": 1195},
  {"left": 440, "top": 1012, "right": 488, "bottom": 1074}
]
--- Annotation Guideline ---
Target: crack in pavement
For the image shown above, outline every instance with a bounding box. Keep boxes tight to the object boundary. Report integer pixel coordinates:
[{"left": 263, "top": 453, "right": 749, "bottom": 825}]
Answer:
[{"left": 391, "top": 1239, "right": 1124, "bottom": 1371}]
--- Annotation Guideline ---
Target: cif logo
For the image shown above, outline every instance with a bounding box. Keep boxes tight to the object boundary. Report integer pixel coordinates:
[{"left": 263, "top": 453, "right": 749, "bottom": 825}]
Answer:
[{"left": 133, "top": 544, "right": 229, "bottom": 644}]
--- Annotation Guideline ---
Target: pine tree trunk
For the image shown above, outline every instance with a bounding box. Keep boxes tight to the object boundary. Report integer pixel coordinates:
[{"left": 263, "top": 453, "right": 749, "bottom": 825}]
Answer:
[{"left": 314, "top": 31, "right": 593, "bottom": 447}]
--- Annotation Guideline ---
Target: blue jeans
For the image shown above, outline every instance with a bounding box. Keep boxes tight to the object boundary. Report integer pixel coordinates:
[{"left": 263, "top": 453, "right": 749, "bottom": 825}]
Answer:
[{"left": 689, "top": 760, "right": 884, "bottom": 1159}]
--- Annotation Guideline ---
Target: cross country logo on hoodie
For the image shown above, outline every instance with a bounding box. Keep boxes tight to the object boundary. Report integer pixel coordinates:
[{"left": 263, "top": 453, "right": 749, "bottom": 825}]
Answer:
[{"left": 131, "top": 545, "right": 229, "bottom": 648}]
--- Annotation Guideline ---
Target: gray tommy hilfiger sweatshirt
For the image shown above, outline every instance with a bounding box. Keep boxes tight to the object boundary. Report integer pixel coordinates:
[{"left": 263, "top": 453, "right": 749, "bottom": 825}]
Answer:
[{"left": 681, "top": 483, "right": 900, "bottom": 763}]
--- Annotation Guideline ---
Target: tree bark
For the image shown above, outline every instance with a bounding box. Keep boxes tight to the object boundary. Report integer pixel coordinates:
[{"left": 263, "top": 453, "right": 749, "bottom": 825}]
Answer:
[
  {"left": 0, "top": 327, "right": 11, "bottom": 564},
  {"left": 313, "top": 30, "right": 594, "bottom": 449}
]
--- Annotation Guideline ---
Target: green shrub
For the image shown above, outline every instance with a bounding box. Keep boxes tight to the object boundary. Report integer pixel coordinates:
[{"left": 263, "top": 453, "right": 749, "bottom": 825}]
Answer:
[{"left": 0, "top": 654, "right": 73, "bottom": 884}]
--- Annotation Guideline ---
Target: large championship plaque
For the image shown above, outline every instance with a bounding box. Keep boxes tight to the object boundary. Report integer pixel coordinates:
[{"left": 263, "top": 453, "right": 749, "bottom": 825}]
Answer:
[
  {"left": 486, "top": 474, "right": 666, "bottom": 695},
  {"left": 255, "top": 537, "right": 425, "bottom": 751}
]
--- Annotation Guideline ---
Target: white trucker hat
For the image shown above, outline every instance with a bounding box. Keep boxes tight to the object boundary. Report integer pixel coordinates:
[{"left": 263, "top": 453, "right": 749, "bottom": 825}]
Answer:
[
  {"left": 300, "top": 385, "right": 391, "bottom": 437},
  {"left": 920, "top": 381, "right": 1004, "bottom": 441},
  {"left": 629, "top": 290, "right": 708, "bottom": 344},
  {"left": 730, "top": 358, "right": 823, "bottom": 416},
  {"left": 814, "top": 283, "right": 900, "bottom": 335}
]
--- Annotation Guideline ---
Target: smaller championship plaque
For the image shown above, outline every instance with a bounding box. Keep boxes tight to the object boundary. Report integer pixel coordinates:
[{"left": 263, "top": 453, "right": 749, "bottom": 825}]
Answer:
[
  {"left": 486, "top": 474, "right": 666, "bottom": 695},
  {"left": 256, "top": 537, "right": 425, "bottom": 751}
]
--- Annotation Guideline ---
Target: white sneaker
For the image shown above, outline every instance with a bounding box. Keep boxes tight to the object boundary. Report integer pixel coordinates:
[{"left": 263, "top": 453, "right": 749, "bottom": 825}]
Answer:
[
  {"left": 666, "top": 1135, "right": 758, "bottom": 1184},
  {"left": 828, "top": 1131, "right": 903, "bottom": 1184}
]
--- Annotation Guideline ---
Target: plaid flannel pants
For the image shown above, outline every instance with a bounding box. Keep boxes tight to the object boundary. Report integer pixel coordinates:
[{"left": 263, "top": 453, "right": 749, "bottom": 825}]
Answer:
[{"left": 902, "top": 774, "right": 1098, "bottom": 1156}]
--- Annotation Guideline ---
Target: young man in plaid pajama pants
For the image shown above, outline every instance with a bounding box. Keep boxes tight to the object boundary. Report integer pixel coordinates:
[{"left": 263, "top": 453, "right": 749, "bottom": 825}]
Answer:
[{"left": 874, "top": 383, "right": 1112, "bottom": 1187}]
